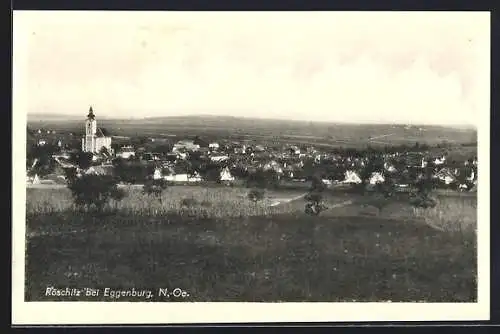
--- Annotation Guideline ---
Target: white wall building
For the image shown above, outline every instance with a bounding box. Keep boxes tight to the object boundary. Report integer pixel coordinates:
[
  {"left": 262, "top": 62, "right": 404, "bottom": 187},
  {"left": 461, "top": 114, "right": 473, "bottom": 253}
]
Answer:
[
  {"left": 81, "top": 106, "right": 112, "bottom": 154},
  {"left": 220, "top": 167, "right": 235, "bottom": 182},
  {"left": 343, "top": 170, "right": 362, "bottom": 184},
  {"left": 369, "top": 172, "right": 385, "bottom": 185}
]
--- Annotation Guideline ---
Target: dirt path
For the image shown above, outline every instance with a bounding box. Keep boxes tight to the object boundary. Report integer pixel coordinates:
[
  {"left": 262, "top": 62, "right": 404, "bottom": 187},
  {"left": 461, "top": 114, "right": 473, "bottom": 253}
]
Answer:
[{"left": 268, "top": 192, "right": 309, "bottom": 207}]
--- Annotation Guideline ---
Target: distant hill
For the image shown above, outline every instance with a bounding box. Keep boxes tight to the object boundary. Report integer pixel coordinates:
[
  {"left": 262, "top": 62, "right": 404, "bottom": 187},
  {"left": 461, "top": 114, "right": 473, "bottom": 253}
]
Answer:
[{"left": 26, "top": 113, "right": 477, "bottom": 147}]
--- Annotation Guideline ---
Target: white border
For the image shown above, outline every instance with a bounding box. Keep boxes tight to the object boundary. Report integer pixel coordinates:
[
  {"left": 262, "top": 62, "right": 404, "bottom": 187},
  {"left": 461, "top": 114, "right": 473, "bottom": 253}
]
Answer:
[{"left": 12, "top": 11, "right": 490, "bottom": 324}]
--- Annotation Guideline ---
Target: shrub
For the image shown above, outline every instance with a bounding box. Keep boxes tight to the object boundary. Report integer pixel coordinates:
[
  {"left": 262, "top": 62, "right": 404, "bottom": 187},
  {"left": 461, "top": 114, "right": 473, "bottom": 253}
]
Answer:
[
  {"left": 180, "top": 198, "right": 198, "bottom": 207},
  {"left": 310, "top": 175, "right": 326, "bottom": 193},
  {"left": 304, "top": 191, "right": 323, "bottom": 204},
  {"left": 67, "top": 174, "right": 126, "bottom": 211},
  {"left": 142, "top": 178, "right": 168, "bottom": 204},
  {"left": 200, "top": 200, "right": 212, "bottom": 208},
  {"left": 247, "top": 189, "right": 265, "bottom": 202},
  {"left": 410, "top": 194, "right": 438, "bottom": 209}
]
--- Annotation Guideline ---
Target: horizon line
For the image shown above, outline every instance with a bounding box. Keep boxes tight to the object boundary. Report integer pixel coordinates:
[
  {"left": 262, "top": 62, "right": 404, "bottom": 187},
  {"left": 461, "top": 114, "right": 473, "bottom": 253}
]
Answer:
[{"left": 26, "top": 112, "right": 477, "bottom": 129}]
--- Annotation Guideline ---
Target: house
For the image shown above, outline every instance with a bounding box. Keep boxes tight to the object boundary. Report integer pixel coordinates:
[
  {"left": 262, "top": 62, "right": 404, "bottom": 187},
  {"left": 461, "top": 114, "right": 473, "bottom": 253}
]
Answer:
[
  {"left": 458, "top": 183, "right": 469, "bottom": 191},
  {"left": 384, "top": 162, "right": 397, "bottom": 173},
  {"left": 84, "top": 165, "right": 114, "bottom": 176},
  {"left": 165, "top": 174, "right": 189, "bottom": 182},
  {"left": 117, "top": 146, "right": 135, "bottom": 159},
  {"left": 220, "top": 167, "right": 235, "bottom": 182},
  {"left": 466, "top": 169, "right": 476, "bottom": 182},
  {"left": 469, "top": 181, "right": 478, "bottom": 192},
  {"left": 322, "top": 179, "right": 332, "bottom": 186},
  {"left": 433, "top": 155, "right": 446, "bottom": 165},
  {"left": 210, "top": 154, "right": 229, "bottom": 163},
  {"left": 153, "top": 168, "right": 162, "bottom": 180},
  {"left": 434, "top": 168, "right": 456, "bottom": 185},
  {"left": 208, "top": 142, "right": 220, "bottom": 150},
  {"left": 342, "top": 170, "right": 362, "bottom": 184},
  {"left": 173, "top": 140, "right": 200, "bottom": 152},
  {"left": 234, "top": 145, "right": 246, "bottom": 154},
  {"left": 369, "top": 172, "right": 385, "bottom": 185},
  {"left": 188, "top": 171, "right": 203, "bottom": 183},
  {"left": 405, "top": 153, "right": 424, "bottom": 168}
]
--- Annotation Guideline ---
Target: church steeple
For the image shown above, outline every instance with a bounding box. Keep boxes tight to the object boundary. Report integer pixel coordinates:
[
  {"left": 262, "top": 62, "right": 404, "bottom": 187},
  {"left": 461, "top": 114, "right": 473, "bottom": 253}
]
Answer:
[{"left": 87, "top": 106, "right": 95, "bottom": 120}]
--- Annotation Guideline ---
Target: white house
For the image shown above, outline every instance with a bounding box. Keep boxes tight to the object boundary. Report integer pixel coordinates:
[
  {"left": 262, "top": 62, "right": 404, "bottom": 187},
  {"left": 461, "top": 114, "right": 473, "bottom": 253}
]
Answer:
[
  {"left": 343, "top": 170, "right": 362, "bottom": 184},
  {"left": 369, "top": 172, "right": 385, "bottom": 185},
  {"left": 458, "top": 183, "right": 469, "bottom": 191},
  {"left": 434, "top": 156, "right": 446, "bottom": 165},
  {"left": 435, "top": 168, "right": 456, "bottom": 185},
  {"left": 165, "top": 174, "right": 189, "bottom": 182},
  {"left": 210, "top": 155, "right": 229, "bottom": 162},
  {"left": 153, "top": 168, "right": 162, "bottom": 180},
  {"left": 117, "top": 146, "right": 135, "bottom": 159},
  {"left": 466, "top": 170, "right": 476, "bottom": 182},
  {"left": 188, "top": 171, "right": 203, "bottom": 182},
  {"left": 322, "top": 179, "right": 332, "bottom": 185},
  {"left": 85, "top": 165, "right": 114, "bottom": 176},
  {"left": 384, "top": 162, "right": 397, "bottom": 173},
  {"left": 220, "top": 167, "right": 235, "bottom": 182},
  {"left": 208, "top": 142, "right": 220, "bottom": 150},
  {"left": 173, "top": 140, "right": 200, "bottom": 152}
]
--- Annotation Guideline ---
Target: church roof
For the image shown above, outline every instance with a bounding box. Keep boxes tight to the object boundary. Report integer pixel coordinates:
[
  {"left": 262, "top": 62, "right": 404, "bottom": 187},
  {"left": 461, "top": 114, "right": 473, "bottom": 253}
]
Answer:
[
  {"left": 96, "top": 127, "right": 108, "bottom": 138},
  {"left": 87, "top": 108, "right": 95, "bottom": 120}
]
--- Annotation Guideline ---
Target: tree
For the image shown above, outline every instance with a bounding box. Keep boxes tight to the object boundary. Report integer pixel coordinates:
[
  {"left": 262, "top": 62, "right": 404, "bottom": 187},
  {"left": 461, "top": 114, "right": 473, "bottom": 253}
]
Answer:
[
  {"left": 304, "top": 191, "right": 323, "bottom": 204},
  {"left": 199, "top": 163, "right": 222, "bottom": 183},
  {"left": 310, "top": 174, "right": 326, "bottom": 193},
  {"left": 63, "top": 167, "right": 78, "bottom": 184},
  {"left": 246, "top": 169, "right": 279, "bottom": 189},
  {"left": 193, "top": 136, "right": 208, "bottom": 148},
  {"left": 67, "top": 174, "right": 125, "bottom": 212},
  {"left": 70, "top": 152, "right": 93, "bottom": 170},
  {"left": 99, "top": 146, "right": 110, "bottom": 157},
  {"left": 410, "top": 168, "right": 437, "bottom": 210},
  {"left": 142, "top": 178, "right": 168, "bottom": 204},
  {"left": 247, "top": 188, "right": 265, "bottom": 202}
]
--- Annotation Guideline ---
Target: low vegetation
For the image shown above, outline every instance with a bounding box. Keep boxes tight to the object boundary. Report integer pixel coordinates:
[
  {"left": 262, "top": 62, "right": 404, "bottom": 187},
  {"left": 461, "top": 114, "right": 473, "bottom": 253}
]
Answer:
[{"left": 25, "top": 180, "right": 477, "bottom": 302}]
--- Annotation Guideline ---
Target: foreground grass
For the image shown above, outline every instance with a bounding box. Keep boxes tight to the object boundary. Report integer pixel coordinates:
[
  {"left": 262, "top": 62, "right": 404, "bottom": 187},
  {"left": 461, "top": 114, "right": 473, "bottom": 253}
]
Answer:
[
  {"left": 25, "top": 207, "right": 476, "bottom": 302},
  {"left": 26, "top": 187, "right": 306, "bottom": 218}
]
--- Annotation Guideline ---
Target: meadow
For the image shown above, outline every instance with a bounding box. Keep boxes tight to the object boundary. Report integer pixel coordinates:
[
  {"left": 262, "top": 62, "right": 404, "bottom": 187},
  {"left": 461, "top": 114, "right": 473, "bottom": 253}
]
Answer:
[{"left": 25, "top": 186, "right": 477, "bottom": 302}]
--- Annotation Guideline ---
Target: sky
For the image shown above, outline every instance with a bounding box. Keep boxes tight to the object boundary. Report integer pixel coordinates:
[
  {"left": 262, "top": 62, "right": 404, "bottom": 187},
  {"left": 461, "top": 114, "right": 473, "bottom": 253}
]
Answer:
[{"left": 13, "top": 11, "right": 490, "bottom": 126}]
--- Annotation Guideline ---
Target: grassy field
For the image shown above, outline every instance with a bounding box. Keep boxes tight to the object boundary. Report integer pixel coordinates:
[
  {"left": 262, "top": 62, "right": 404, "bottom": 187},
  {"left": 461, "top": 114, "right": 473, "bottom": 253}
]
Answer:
[{"left": 25, "top": 186, "right": 477, "bottom": 302}]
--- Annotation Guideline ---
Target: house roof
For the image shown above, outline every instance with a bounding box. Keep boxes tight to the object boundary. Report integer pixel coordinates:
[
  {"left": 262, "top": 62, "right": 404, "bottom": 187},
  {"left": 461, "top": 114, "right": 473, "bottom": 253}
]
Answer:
[
  {"left": 435, "top": 168, "right": 455, "bottom": 179},
  {"left": 85, "top": 165, "right": 114, "bottom": 175}
]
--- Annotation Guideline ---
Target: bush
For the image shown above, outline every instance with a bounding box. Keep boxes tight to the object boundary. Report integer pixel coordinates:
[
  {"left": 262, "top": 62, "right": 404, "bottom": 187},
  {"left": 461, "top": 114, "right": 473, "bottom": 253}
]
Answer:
[
  {"left": 304, "top": 191, "right": 323, "bottom": 204},
  {"left": 310, "top": 175, "right": 326, "bottom": 193},
  {"left": 142, "top": 178, "right": 168, "bottom": 204},
  {"left": 247, "top": 189, "right": 265, "bottom": 202},
  {"left": 67, "top": 174, "right": 126, "bottom": 211},
  {"left": 180, "top": 198, "right": 198, "bottom": 207},
  {"left": 246, "top": 169, "right": 279, "bottom": 189},
  {"left": 410, "top": 193, "right": 438, "bottom": 209}
]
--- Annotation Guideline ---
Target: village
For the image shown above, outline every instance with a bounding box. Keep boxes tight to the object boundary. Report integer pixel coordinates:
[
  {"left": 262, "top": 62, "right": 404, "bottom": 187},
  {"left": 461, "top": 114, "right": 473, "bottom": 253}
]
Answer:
[{"left": 26, "top": 107, "right": 478, "bottom": 193}]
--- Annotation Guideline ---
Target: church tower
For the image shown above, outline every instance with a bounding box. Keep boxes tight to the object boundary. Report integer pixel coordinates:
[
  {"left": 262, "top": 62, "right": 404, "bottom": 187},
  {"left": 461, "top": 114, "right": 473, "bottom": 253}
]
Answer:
[{"left": 82, "top": 106, "right": 97, "bottom": 152}]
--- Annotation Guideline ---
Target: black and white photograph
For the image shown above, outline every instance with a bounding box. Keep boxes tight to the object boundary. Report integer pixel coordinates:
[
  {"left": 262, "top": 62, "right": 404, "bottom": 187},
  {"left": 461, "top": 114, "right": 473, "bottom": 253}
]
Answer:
[{"left": 12, "top": 11, "right": 490, "bottom": 324}]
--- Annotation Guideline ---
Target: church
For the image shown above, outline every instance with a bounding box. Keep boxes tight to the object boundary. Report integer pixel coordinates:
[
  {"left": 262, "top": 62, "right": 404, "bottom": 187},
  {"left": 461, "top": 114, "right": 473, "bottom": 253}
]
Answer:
[{"left": 81, "top": 106, "right": 112, "bottom": 154}]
